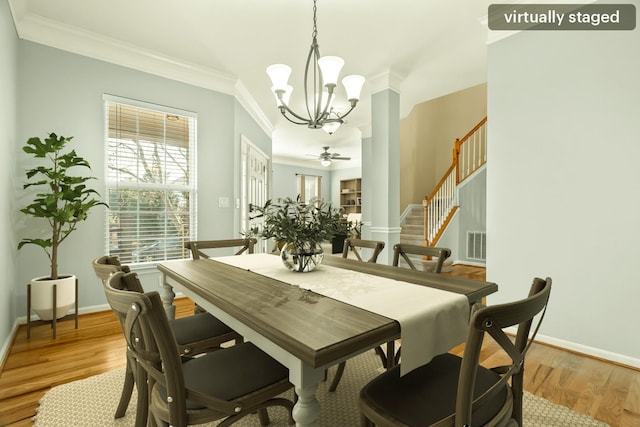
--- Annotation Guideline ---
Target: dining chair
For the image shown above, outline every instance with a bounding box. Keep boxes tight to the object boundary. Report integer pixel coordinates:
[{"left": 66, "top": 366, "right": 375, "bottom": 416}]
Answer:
[
  {"left": 184, "top": 238, "right": 257, "bottom": 260},
  {"left": 105, "top": 271, "right": 294, "bottom": 427},
  {"left": 392, "top": 243, "right": 452, "bottom": 273},
  {"left": 342, "top": 238, "right": 385, "bottom": 263},
  {"left": 359, "top": 277, "right": 552, "bottom": 427},
  {"left": 381, "top": 244, "right": 453, "bottom": 367},
  {"left": 329, "top": 238, "right": 386, "bottom": 392},
  {"left": 92, "top": 256, "right": 242, "bottom": 427},
  {"left": 184, "top": 238, "right": 257, "bottom": 313}
]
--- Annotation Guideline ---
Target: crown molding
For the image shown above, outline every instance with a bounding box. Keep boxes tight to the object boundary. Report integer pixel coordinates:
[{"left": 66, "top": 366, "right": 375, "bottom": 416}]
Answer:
[
  {"left": 235, "top": 80, "right": 274, "bottom": 137},
  {"left": 368, "top": 68, "right": 406, "bottom": 95},
  {"left": 9, "top": 2, "right": 275, "bottom": 136}
]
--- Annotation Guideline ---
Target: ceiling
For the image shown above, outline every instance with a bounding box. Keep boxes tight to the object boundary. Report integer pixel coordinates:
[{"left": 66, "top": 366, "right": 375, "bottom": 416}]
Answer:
[{"left": 9, "top": 0, "right": 492, "bottom": 168}]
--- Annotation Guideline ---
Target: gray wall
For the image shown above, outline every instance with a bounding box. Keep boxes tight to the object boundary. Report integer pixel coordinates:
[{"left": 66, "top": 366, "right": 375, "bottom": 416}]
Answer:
[
  {"left": 0, "top": 0, "right": 18, "bottom": 357},
  {"left": 457, "top": 169, "right": 486, "bottom": 264},
  {"left": 271, "top": 163, "right": 332, "bottom": 202},
  {"left": 13, "top": 40, "right": 270, "bottom": 319},
  {"left": 487, "top": 1, "right": 640, "bottom": 366}
]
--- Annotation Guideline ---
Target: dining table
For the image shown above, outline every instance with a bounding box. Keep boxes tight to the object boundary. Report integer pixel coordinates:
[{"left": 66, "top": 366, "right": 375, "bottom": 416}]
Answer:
[{"left": 157, "top": 253, "right": 497, "bottom": 427}]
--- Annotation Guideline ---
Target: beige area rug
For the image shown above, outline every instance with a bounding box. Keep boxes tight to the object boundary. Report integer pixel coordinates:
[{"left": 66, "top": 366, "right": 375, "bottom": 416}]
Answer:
[{"left": 33, "top": 350, "right": 609, "bottom": 427}]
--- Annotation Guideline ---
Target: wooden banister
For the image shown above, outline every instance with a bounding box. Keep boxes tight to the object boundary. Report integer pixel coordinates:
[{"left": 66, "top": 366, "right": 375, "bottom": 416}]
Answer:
[{"left": 423, "top": 116, "right": 487, "bottom": 246}]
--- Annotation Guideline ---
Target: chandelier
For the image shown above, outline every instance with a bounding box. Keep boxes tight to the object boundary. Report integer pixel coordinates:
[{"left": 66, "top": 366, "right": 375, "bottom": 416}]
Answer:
[{"left": 266, "top": 0, "right": 365, "bottom": 135}]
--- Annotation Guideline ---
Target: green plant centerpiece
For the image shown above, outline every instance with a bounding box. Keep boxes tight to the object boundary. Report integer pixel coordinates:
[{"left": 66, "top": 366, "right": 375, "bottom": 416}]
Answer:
[
  {"left": 18, "top": 132, "right": 107, "bottom": 320},
  {"left": 253, "top": 197, "right": 342, "bottom": 272}
]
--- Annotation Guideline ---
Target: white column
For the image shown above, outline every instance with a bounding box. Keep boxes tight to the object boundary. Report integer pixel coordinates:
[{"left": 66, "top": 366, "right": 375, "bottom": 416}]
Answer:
[{"left": 367, "top": 70, "right": 404, "bottom": 265}]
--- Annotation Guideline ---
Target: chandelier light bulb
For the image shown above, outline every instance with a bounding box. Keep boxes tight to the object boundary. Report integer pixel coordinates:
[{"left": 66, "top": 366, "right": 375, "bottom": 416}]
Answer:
[
  {"left": 266, "top": 64, "right": 292, "bottom": 91},
  {"left": 320, "top": 159, "right": 332, "bottom": 167},
  {"left": 342, "top": 75, "right": 366, "bottom": 102},
  {"left": 317, "top": 56, "right": 344, "bottom": 87}
]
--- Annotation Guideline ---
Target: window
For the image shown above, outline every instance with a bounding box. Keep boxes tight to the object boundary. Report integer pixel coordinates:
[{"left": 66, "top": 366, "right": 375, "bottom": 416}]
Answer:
[
  {"left": 297, "top": 174, "right": 321, "bottom": 204},
  {"left": 104, "top": 95, "right": 197, "bottom": 265}
]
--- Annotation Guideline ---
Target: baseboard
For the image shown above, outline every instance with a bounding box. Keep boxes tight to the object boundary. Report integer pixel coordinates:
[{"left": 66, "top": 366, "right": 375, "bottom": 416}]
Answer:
[
  {"left": 505, "top": 327, "right": 640, "bottom": 371},
  {"left": 0, "top": 319, "right": 20, "bottom": 372},
  {"left": 452, "top": 260, "right": 486, "bottom": 268}
]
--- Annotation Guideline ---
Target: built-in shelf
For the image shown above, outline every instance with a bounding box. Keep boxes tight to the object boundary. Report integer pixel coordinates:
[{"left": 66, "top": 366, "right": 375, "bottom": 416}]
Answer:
[{"left": 340, "top": 178, "right": 361, "bottom": 215}]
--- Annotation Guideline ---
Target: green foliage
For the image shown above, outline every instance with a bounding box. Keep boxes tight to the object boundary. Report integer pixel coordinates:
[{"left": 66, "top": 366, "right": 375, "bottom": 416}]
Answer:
[
  {"left": 18, "top": 132, "right": 108, "bottom": 279},
  {"left": 252, "top": 197, "right": 342, "bottom": 251}
]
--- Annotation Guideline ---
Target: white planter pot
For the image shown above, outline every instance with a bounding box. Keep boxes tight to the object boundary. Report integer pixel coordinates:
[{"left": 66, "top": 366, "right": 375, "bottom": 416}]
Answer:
[{"left": 30, "top": 275, "right": 76, "bottom": 321}]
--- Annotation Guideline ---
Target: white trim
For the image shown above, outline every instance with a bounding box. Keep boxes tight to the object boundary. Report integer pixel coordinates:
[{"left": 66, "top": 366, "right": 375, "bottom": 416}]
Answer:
[
  {"left": 102, "top": 94, "right": 197, "bottom": 118},
  {"left": 0, "top": 319, "right": 20, "bottom": 368},
  {"left": 10, "top": 5, "right": 275, "bottom": 139},
  {"left": 13, "top": 12, "right": 237, "bottom": 95},
  {"left": 452, "top": 260, "right": 486, "bottom": 268},
  {"left": 504, "top": 328, "right": 640, "bottom": 370},
  {"left": 400, "top": 203, "right": 422, "bottom": 224},
  {"left": 369, "top": 226, "right": 403, "bottom": 235},
  {"left": 235, "top": 81, "right": 274, "bottom": 138},
  {"left": 368, "top": 68, "right": 406, "bottom": 94}
]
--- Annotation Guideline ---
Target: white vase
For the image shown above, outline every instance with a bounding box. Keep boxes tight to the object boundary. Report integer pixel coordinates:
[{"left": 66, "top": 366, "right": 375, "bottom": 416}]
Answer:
[{"left": 30, "top": 275, "right": 76, "bottom": 321}]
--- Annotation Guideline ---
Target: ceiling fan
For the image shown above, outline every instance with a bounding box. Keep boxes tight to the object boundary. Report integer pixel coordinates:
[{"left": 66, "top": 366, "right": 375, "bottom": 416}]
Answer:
[{"left": 307, "top": 146, "right": 351, "bottom": 167}]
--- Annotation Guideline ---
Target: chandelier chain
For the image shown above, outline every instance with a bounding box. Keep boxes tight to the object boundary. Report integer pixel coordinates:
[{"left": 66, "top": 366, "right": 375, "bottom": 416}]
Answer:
[{"left": 312, "top": 0, "right": 318, "bottom": 40}]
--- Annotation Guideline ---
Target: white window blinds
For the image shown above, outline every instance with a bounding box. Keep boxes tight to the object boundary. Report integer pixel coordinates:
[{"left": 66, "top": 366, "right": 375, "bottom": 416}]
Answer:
[{"left": 104, "top": 95, "right": 197, "bottom": 265}]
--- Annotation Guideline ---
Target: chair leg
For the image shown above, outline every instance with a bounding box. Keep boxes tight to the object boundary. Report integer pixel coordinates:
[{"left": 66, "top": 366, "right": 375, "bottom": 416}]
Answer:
[
  {"left": 257, "top": 407, "right": 270, "bottom": 426},
  {"left": 115, "top": 360, "right": 135, "bottom": 418},
  {"left": 374, "top": 346, "right": 388, "bottom": 368},
  {"left": 133, "top": 364, "right": 149, "bottom": 427},
  {"left": 329, "top": 361, "right": 346, "bottom": 392},
  {"left": 361, "top": 413, "right": 373, "bottom": 426}
]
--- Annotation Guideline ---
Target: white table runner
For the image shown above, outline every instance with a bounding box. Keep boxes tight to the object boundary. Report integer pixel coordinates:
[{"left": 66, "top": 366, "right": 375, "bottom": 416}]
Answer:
[{"left": 215, "top": 253, "right": 469, "bottom": 375}]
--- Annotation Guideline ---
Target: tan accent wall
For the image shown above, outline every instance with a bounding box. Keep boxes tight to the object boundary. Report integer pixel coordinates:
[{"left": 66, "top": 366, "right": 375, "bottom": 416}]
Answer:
[{"left": 400, "top": 83, "right": 487, "bottom": 211}]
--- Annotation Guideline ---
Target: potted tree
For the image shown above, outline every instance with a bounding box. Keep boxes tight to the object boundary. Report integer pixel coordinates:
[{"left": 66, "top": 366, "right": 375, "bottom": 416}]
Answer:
[
  {"left": 18, "top": 132, "right": 107, "bottom": 320},
  {"left": 253, "top": 197, "right": 342, "bottom": 272}
]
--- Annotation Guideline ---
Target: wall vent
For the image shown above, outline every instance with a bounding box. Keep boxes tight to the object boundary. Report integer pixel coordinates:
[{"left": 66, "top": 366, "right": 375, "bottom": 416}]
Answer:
[{"left": 467, "top": 231, "right": 486, "bottom": 261}]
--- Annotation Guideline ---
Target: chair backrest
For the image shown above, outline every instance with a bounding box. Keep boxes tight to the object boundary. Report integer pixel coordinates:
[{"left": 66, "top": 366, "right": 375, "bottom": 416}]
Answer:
[
  {"left": 342, "top": 238, "right": 385, "bottom": 263},
  {"left": 184, "top": 238, "right": 257, "bottom": 260},
  {"left": 105, "top": 272, "right": 240, "bottom": 425},
  {"left": 455, "top": 277, "right": 552, "bottom": 426},
  {"left": 92, "top": 255, "right": 130, "bottom": 285},
  {"left": 392, "top": 243, "right": 451, "bottom": 273}
]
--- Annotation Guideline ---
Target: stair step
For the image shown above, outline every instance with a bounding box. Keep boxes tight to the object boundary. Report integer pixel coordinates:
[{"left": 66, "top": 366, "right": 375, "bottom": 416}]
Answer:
[
  {"left": 400, "top": 234, "right": 424, "bottom": 245},
  {"left": 402, "top": 224, "right": 423, "bottom": 234},
  {"left": 404, "top": 216, "right": 423, "bottom": 225}
]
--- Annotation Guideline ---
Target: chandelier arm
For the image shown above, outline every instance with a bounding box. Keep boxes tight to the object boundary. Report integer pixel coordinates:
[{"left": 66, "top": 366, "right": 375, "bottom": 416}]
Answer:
[
  {"left": 277, "top": 101, "right": 316, "bottom": 124},
  {"left": 304, "top": 40, "right": 324, "bottom": 125},
  {"left": 331, "top": 101, "right": 358, "bottom": 121},
  {"left": 279, "top": 109, "right": 314, "bottom": 126}
]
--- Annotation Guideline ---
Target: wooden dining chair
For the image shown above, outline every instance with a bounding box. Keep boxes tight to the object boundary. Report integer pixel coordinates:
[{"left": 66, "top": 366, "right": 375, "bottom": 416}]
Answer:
[
  {"left": 342, "top": 238, "right": 385, "bottom": 263},
  {"left": 359, "top": 277, "right": 552, "bottom": 427},
  {"left": 105, "top": 271, "right": 294, "bottom": 427},
  {"left": 392, "top": 243, "right": 452, "bottom": 273},
  {"left": 329, "top": 238, "right": 386, "bottom": 392},
  {"left": 184, "top": 238, "right": 257, "bottom": 260},
  {"left": 92, "top": 256, "right": 241, "bottom": 427},
  {"left": 380, "top": 244, "right": 453, "bottom": 367},
  {"left": 184, "top": 238, "right": 257, "bottom": 314}
]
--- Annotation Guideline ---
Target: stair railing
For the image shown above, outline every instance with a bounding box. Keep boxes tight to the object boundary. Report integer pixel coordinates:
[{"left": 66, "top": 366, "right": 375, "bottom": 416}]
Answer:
[{"left": 424, "top": 117, "right": 487, "bottom": 246}]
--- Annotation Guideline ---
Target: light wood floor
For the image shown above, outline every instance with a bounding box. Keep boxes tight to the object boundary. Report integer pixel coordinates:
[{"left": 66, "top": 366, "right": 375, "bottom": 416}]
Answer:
[{"left": 0, "top": 265, "right": 638, "bottom": 426}]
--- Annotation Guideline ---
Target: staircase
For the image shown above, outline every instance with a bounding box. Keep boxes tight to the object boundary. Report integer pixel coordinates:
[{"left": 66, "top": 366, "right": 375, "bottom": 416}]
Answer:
[
  {"left": 400, "top": 206, "right": 425, "bottom": 246},
  {"left": 399, "top": 116, "right": 487, "bottom": 255},
  {"left": 424, "top": 117, "right": 487, "bottom": 246}
]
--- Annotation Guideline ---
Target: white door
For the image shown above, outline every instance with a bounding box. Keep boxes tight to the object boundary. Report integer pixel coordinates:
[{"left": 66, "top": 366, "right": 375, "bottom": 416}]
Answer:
[{"left": 241, "top": 136, "right": 269, "bottom": 253}]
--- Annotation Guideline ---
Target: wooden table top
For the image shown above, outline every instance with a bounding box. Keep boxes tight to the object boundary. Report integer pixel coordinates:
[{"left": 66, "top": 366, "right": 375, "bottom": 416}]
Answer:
[{"left": 158, "top": 256, "right": 497, "bottom": 368}]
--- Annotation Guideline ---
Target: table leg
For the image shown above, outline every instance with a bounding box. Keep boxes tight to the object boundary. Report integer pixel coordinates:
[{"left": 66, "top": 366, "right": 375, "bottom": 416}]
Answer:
[
  {"left": 292, "top": 384, "right": 320, "bottom": 427},
  {"left": 289, "top": 363, "right": 324, "bottom": 426},
  {"left": 160, "top": 275, "right": 176, "bottom": 320}
]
